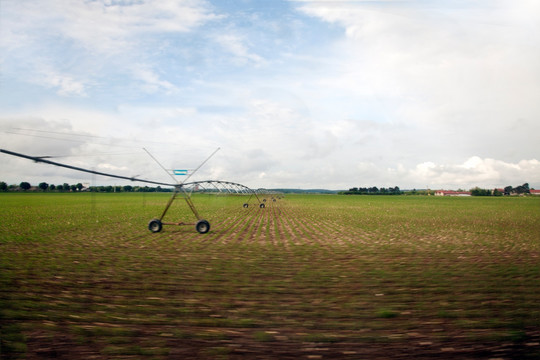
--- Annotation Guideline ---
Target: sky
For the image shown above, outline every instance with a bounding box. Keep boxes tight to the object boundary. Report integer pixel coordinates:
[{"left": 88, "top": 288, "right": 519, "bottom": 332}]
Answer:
[{"left": 1, "top": 0, "right": 539, "bottom": 190}]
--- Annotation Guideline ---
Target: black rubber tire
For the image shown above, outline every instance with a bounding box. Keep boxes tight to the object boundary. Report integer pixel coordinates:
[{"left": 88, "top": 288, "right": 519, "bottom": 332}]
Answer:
[
  {"left": 259, "top": 203, "right": 265, "bottom": 208},
  {"left": 148, "top": 219, "right": 163, "bottom": 233},
  {"left": 243, "top": 203, "right": 249, "bottom": 208},
  {"left": 196, "top": 219, "right": 210, "bottom": 234}
]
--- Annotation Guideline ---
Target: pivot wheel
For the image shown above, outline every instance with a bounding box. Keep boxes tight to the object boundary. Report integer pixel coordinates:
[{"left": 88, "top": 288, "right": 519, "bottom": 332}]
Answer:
[
  {"left": 259, "top": 203, "right": 265, "bottom": 208},
  {"left": 148, "top": 219, "right": 163, "bottom": 233},
  {"left": 196, "top": 219, "right": 210, "bottom": 234},
  {"left": 243, "top": 203, "right": 249, "bottom": 208}
]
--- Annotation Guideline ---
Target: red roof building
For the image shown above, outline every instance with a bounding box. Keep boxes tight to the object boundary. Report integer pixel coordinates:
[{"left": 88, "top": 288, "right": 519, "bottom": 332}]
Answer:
[{"left": 434, "top": 190, "right": 471, "bottom": 196}]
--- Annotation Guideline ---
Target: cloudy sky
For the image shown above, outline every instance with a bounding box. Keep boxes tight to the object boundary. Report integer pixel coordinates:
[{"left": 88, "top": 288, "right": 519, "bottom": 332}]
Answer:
[{"left": 1, "top": 0, "right": 539, "bottom": 190}]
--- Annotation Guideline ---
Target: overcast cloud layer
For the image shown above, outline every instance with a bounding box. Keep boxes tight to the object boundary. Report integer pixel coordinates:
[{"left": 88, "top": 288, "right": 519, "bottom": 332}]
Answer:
[{"left": 1, "top": 0, "right": 539, "bottom": 190}]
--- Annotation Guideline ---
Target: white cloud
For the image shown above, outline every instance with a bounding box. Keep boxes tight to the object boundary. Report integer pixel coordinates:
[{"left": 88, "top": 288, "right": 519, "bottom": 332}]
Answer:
[
  {"left": 129, "top": 65, "right": 178, "bottom": 94},
  {"left": 0, "top": 0, "right": 220, "bottom": 96},
  {"left": 26, "top": 0, "right": 219, "bottom": 54},
  {"left": 37, "top": 67, "right": 88, "bottom": 97},
  {"left": 97, "top": 163, "right": 129, "bottom": 172},
  {"left": 288, "top": 0, "right": 540, "bottom": 181},
  {"left": 295, "top": 1, "right": 540, "bottom": 131},
  {"left": 406, "top": 157, "right": 540, "bottom": 189},
  {"left": 214, "top": 33, "right": 265, "bottom": 66}
]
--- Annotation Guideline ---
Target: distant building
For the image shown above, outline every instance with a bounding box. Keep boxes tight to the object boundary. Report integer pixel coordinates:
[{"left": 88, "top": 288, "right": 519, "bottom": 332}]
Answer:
[
  {"left": 530, "top": 189, "right": 540, "bottom": 195},
  {"left": 434, "top": 190, "right": 471, "bottom": 196}
]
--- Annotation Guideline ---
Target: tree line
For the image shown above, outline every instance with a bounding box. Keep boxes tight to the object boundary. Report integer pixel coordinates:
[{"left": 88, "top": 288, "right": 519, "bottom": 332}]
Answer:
[
  {"left": 0, "top": 181, "right": 173, "bottom": 193},
  {"left": 339, "top": 183, "right": 534, "bottom": 196},
  {"left": 1, "top": 181, "right": 535, "bottom": 195},
  {"left": 340, "top": 186, "right": 403, "bottom": 195},
  {"left": 471, "top": 183, "right": 531, "bottom": 196}
]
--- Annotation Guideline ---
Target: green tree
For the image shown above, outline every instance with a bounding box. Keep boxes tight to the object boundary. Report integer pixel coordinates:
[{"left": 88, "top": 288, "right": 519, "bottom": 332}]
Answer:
[
  {"left": 471, "top": 187, "right": 492, "bottom": 196},
  {"left": 0, "top": 181, "right": 7, "bottom": 191},
  {"left": 63, "top": 183, "right": 70, "bottom": 192},
  {"left": 49, "top": 184, "right": 56, "bottom": 191},
  {"left": 20, "top": 182, "right": 31, "bottom": 191},
  {"left": 76, "top": 183, "right": 83, "bottom": 191},
  {"left": 515, "top": 183, "right": 530, "bottom": 194},
  {"left": 38, "top": 182, "right": 49, "bottom": 191}
]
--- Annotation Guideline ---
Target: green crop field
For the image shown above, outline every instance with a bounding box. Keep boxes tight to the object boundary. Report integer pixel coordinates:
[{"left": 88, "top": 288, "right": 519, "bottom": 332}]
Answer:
[{"left": 1, "top": 193, "right": 539, "bottom": 359}]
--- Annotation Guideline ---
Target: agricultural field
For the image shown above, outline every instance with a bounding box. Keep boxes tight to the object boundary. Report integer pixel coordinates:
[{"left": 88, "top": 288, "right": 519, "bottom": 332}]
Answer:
[{"left": 1, "top": 192, "right": 539, "bottom": 359}]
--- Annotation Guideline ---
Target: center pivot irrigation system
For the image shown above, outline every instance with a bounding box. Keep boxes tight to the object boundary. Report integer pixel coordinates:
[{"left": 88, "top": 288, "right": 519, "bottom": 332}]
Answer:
[{"left": 1, "top": 148, "right": 267, "bottom": 234}]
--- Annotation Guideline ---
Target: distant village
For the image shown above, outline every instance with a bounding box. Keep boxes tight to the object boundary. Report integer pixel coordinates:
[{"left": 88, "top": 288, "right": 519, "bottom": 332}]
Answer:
[{"left": 434, "top": 188, "right": 540, "bottom": 197}]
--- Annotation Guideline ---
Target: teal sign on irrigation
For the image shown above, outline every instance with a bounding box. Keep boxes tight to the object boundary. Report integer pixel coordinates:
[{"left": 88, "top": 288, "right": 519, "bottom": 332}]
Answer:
[{"left": 173, "top": 170, "right": 188, "bottom": 175}]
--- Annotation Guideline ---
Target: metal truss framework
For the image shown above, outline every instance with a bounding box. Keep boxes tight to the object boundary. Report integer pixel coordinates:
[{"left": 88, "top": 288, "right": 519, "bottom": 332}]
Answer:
[
  {"left": 1, "top": 148, "right": 268, "bottom": 234},
  {"left": 181, "top": 180, "right": 257, "bottom": 195}
]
